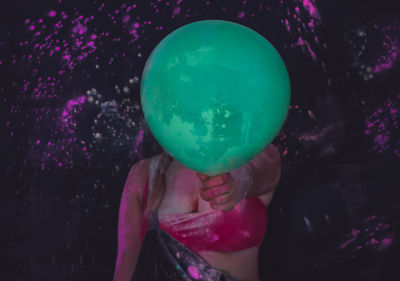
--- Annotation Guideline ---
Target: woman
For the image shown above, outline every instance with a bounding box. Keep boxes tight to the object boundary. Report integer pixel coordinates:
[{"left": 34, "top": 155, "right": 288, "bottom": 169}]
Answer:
[{"left": 112, "top": 144, "right": 281, "bottom": 281}]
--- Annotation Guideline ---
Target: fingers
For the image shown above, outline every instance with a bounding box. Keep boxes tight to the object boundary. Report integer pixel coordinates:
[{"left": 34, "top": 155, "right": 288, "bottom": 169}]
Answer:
[
  {"left": 197, "top": 172, "right": 238, "bottom": 211},
  {"left": 201, "top": 173, "right": 231, "bottom": 189},
  {"left": 212, "top": 202, "right": 236, "bottom": 212},
  {"left": 202, "top": 185, "right": 238, "bottom": 212},
  {"left": 200, "top": 184, "right": 230, "bottom": 201},
  {"left": 210, "top": 192, "right": 237, "bottom": 212},
  {"left": 210, "top": 191, "right": 235, "bottom": 207}
]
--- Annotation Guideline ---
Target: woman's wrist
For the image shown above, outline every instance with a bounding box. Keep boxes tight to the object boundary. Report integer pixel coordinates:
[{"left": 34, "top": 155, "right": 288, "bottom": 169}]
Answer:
[{"left": 229, "top": 163, "right": 254, "bottom": 203}]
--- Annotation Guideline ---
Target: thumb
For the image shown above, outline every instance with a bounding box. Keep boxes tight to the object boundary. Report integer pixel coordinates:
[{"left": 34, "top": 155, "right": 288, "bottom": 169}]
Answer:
[
  {"left": 196, "top": 172, "right": 209, "bottom": 181},
  {"left": 199, "top": 185, "right": 210, "bottom": 201}
]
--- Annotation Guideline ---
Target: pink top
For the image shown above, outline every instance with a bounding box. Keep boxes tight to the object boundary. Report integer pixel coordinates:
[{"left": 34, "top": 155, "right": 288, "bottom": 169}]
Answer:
[{"left": 140, "top": 177, "right": 268, "bottom": 252}]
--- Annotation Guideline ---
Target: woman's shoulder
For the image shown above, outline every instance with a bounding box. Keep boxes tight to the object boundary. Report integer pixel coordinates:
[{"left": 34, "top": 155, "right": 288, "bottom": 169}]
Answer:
[
  {"left": 124, "top": 157, "right": 152, "bottom": 204},
  {"left": 127, "top": 157, "right": 151, "bottom": 182}
]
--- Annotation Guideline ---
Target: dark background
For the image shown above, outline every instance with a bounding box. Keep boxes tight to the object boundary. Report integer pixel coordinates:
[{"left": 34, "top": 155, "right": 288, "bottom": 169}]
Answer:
[{"left": 1, "top": 0, "right": 400, "bottom": 280}]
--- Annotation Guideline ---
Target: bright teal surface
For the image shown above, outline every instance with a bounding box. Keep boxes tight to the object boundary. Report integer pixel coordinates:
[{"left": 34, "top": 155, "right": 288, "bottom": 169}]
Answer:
[{"left": 141, "top": 20, "right": 290, "bottom": 176}]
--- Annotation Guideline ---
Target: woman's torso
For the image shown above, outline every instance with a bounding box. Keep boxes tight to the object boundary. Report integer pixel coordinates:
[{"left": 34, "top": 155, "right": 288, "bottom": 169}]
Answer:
[{"left": 152, "top": 158, "right": 265, "bottom": 281}]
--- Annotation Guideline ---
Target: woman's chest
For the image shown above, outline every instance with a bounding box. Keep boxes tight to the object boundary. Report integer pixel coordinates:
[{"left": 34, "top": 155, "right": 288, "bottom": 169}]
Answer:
[{"left": 157, "top": 161, "right": 215, "bottom": 215}]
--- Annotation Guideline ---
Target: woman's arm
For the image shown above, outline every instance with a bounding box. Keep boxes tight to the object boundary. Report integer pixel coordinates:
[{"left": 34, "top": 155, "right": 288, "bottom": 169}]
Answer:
[
  {"left": 245, "top": 143, "right": 281, "bottom": 198},
  {"left": 197, "top": 143, "right": 281, "bottom": 211},
  {"left": 228, "top": 143, "right": 281, "bottom": 207},
  {"left": 112, "top": 158, "right": 149, "bottom": 281}
]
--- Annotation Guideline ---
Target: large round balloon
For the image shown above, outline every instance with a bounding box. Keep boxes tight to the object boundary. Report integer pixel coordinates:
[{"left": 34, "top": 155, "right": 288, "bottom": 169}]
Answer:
[{"left": 141, "top": 19, "right": 290, "bottom": 176}]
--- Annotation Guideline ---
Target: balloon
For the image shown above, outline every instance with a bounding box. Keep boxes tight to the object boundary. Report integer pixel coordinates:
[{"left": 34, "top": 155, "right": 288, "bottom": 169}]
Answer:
[{"left": 141, "top": 19, "right": 290, "bottom": 176}]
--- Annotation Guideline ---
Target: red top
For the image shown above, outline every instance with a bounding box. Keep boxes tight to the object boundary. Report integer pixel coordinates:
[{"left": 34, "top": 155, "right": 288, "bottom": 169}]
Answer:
[{"left": 140, "top": 177, "right": 267, "bottom": 252}]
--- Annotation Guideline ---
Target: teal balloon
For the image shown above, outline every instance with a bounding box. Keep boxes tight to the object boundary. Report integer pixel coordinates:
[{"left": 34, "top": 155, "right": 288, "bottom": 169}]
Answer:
[{"left": 141, "top": 19, "right": 290, "bottom": 176}]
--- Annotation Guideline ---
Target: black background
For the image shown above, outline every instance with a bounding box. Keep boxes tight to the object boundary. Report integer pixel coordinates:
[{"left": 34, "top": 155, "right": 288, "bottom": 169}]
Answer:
[{"left": 1, "top": 0, "right": 400, "bottom": 280}]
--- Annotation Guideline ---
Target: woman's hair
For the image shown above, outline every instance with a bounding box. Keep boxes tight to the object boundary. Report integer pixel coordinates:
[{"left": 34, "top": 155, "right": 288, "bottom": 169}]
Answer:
[
  {"left": 144, "top": 148, "right": 173, "bottom": 216},
  {"left": 140, "top": 118, "right": 176, "bottom": 215},
  {"left": 140, "top": 120, "right": 163, "bottom": 157}
]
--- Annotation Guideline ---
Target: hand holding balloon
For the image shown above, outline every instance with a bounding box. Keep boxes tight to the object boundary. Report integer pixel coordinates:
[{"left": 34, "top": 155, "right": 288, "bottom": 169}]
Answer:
[{"left": 196, "top": 172, "right": 239, "bottom": 212}]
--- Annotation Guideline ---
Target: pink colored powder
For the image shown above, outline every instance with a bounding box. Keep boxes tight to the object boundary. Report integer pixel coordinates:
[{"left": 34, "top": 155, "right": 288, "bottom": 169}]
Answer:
[{"left": 187, "top": 265, "right": 200, "bottom": 279}]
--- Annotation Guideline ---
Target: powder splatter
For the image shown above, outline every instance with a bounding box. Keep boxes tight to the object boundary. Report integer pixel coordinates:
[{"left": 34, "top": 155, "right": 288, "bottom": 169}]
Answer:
[
  {"left": 363, "top": 94, "right": 400, "bottom": 157},
  {"left": 187, "top": 265, "right": 200, "bottom": 279}
]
